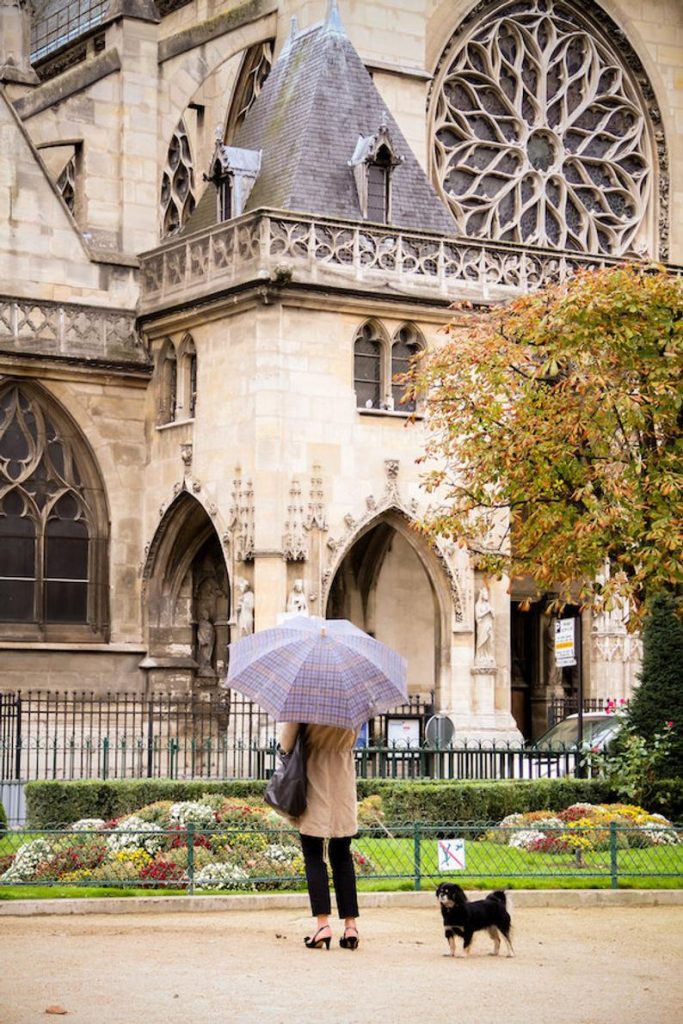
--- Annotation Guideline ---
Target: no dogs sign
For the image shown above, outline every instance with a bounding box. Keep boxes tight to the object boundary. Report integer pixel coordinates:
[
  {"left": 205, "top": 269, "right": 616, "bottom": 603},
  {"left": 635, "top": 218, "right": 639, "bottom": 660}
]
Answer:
[{"left": 437, "top": 838, "right": 466, "bottom": 871}]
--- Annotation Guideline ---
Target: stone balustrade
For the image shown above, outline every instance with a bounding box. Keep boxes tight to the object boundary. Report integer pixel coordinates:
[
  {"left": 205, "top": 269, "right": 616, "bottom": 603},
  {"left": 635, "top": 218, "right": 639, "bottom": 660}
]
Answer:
[
  {"left": 138, "top": 209, "right": 627, "bottom": 313},
  {"left": 0, "top": 296, "right": 147, "bottom": 366}
]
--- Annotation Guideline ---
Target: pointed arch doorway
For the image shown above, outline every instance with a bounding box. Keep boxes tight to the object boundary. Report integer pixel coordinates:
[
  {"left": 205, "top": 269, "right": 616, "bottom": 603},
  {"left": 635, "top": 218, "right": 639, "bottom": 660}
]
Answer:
[
  {"left": 325, "top": 512, "right": 450, "bottom": 716},
  {"left": 142, "top": 491, "right": 230, "bottom": 691}
]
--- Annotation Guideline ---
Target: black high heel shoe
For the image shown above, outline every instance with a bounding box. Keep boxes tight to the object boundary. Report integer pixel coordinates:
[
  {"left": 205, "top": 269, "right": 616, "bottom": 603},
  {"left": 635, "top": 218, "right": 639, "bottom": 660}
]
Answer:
[
  {"left": 304, "top": 926, "right": 332, "bottom": 950},
  {"left": 339, "top": 927, "right": 359, "bottom": 950}
]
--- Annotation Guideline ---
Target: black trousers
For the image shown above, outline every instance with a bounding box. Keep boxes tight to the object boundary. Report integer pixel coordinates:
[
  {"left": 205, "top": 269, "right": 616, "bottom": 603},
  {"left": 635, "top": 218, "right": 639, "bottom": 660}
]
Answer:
[{"left": 300, "top": 834, "right": 359, "bottom": 919}]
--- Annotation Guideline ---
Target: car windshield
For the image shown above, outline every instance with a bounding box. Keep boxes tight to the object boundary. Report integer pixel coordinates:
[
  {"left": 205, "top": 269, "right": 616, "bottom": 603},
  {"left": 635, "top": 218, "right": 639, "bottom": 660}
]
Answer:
[{"left": 534, "top": 716, "right": 617, "bottom": 749}]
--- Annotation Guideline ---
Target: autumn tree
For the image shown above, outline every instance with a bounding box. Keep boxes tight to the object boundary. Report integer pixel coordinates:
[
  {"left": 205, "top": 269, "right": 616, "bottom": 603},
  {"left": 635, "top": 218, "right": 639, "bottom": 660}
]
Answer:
[{"left": 404, "top": 263, "right": 682, "bottom": 619}]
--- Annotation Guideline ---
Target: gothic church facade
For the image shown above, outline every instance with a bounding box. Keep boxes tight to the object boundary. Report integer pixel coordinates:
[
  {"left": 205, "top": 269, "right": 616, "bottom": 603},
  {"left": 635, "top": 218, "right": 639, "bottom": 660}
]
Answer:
[{"left": 0, "top": 0, "right": 681, "bottom": 742}]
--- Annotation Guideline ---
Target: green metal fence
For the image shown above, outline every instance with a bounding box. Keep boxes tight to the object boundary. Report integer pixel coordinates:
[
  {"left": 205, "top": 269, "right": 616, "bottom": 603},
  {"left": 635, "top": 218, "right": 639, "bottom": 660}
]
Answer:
[{"left": 1, "top": 822, "right": 681, "bottom": 893}]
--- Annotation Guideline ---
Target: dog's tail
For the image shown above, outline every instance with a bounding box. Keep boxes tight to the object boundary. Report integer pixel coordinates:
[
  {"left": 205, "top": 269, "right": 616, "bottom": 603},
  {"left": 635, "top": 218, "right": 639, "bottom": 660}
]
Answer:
[{"left": 489, "top": 889, "right": 512, "bottom": 911}]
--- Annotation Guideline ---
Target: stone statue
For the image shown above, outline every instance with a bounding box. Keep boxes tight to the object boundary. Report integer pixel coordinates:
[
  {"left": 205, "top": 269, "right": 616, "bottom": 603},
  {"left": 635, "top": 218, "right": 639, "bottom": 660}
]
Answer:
[
  {"left": 236, "top": 577, "right": 254, "bottom": 637},
  {"left": 474, "top": 585, "right": 495, "bottom": 665},
  {"left": 287, "top": 578, "right": 308, "bottom": 615},
  {"left": 196, "top": 608, "right": 216, "bottom": 676}
]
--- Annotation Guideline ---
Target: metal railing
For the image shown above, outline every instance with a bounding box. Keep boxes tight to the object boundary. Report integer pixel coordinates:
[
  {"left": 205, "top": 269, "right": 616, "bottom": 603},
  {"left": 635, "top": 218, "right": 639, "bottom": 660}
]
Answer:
[
  {"left": 0, "top": 738, "right": 583, "bottom": 785},
  {"left": 0, "top": 689, "right": 434, "bottom": 782},
  {"left": 1, "top": 822, "right": 680, "bottom": 892}
]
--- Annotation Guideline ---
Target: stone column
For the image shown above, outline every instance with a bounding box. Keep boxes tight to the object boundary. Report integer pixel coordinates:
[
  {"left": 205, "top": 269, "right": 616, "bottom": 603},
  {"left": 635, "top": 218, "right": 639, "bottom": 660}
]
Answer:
[
  {"left": 106, "top": 4, "right": 160, "bottom": 254},
  {"left": 0, "top": 0, "right": 38, "bottom": 85}
]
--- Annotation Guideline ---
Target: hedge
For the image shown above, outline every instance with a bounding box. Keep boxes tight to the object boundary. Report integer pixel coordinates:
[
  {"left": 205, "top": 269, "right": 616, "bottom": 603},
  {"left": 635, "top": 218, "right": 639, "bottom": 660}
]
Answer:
[
  {"left": 24, "top": 776, "right": 683, "bottom": 829},
  {"left": 25, "top": 779, "right": 268, "bottom": 828}
]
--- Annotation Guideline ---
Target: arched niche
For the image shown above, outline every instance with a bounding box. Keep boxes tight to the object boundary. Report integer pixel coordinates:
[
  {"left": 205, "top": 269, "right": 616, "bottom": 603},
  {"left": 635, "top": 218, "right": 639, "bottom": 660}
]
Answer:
[{"left": 142, "top": 491, "right": 229, "bottom": 687}]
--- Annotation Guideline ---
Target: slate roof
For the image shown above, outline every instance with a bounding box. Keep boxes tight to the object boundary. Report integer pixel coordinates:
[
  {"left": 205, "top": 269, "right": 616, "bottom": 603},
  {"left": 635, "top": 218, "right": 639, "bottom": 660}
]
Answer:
[{"left": 182, "top": 7, "right": 456, "bottom": 237}]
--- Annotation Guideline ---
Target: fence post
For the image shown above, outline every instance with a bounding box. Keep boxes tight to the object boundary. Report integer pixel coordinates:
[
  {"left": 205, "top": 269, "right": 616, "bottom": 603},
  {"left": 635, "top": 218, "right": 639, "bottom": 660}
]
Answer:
[
  {"left": 102, "top": 736, "right": 109, "bottom": 780},
  {"left": 146, "top": 695, "right": 154, "bottom": 778},
  {"left": 413, "top": 821, "right": 422, "bottom": 891},
  {"left": 187, "top": 822, "right": 195, "bottom": 895},
  {"left": 14, "top": 693, "right": 22, "bottom": 780},
  {"left": 609, "top": 821, "right": 618, "bottom": 889}
]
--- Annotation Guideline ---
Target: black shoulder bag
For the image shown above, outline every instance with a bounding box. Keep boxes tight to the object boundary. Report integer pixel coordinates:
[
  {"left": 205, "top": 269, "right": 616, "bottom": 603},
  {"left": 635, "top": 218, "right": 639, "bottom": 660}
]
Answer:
[{"left": 264, "top": 725, "right": 308, "bottom": 818}]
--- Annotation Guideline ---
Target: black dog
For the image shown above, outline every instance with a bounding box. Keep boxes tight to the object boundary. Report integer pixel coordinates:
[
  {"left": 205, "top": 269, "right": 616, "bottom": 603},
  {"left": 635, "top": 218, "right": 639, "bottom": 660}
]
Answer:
[{"left": 436, "top": 882, "right": 514, "bottom": 957}]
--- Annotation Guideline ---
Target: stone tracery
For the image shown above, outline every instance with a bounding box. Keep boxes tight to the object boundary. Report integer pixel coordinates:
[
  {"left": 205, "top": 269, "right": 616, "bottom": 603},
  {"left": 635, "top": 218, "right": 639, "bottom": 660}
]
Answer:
[{"left": 430, "top": 0, "right": 654, "bottom": 256}]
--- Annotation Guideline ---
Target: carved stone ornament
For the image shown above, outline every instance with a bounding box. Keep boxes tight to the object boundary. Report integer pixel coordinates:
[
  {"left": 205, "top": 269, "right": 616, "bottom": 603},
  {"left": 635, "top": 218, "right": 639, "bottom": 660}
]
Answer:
[
  {"left": 283, "top": 478, "right": 308, "bottom": 561},
  {"left": 180, "top": 443, "right": 193, "bottom": 469},
  {"left": 305, "top": 465, "right": 327, "bottom": 531},
  {"left": 227, "top": 468, "right": 255, "bottom": 562}
]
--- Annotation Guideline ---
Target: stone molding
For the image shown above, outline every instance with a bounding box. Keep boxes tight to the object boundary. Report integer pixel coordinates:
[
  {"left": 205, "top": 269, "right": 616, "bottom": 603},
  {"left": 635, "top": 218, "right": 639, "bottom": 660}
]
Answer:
[
  {"left": 158, "top": 0, "right": 277, "bottom": 64},
  {"left": 14, "top": 49, "right": 121, "bottom": 120}
]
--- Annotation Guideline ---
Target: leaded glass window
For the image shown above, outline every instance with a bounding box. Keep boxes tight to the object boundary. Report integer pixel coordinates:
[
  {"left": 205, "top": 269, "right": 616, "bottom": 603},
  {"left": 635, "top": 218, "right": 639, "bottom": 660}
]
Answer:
[
  {"left": 0, "top": 384, "right": 107, "bottom": 637},
  {"left": 57, "top": 155, "right": 76, "bottom": 214},
  {"left": 354, "top": 323, "right": 382, "bottom": 409},
  {"left": 391, "top": 325, "right": 423, "bottom": 412}
]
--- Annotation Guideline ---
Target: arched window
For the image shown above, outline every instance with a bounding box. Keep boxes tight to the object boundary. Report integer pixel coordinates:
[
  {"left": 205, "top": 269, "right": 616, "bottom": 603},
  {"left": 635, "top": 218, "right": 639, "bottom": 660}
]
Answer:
[
  {"left": 178, "top": 334, "right": 197, "bottom": 420},
  {"left": 218, "top": 175, "right": 233, "bottom": 223},
  {"left": 354, "top": 321, "right": 383, "bottom": 409},
  {"left": 366, "top": 146, "right": 392, "bottom": 224},
  {"left": 0, "top": 383, "right": 108, "bottom": 639},
  {"left": 159, "top": 340, "right": 177, "bottom": 424},
  {"left": 161, "top": 118, "right": 196, "bottom": 238},
  {"left": 391, "top": 324, "right": 424, "bottom": 412}
]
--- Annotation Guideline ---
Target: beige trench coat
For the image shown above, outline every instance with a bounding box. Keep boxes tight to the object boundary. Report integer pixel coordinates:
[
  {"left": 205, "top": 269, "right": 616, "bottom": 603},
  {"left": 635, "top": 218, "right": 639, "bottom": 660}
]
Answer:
[{"left": 278, "top": 721, "right": 359, "bottom": 838}]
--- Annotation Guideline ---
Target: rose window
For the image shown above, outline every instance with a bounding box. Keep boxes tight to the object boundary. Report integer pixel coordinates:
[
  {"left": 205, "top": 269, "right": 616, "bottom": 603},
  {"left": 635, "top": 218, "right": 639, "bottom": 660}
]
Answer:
[{"left": 431, "top": 0, "right": 653, "bottom": 255}]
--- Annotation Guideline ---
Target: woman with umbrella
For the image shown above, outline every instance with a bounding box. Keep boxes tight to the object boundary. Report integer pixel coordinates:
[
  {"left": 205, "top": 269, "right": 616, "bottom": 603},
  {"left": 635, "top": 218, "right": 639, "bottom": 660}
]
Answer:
[
  {"left": 225, "top": 615, "right": 408, "bottom": 952},
  {"left": 278, "top": 719, "right": 360, "bottom": 950}
]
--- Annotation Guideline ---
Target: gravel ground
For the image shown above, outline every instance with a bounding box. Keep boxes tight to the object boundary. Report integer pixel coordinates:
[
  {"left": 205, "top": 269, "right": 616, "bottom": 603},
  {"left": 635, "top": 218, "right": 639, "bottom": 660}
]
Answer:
[{"left": 1, "top": 900, "right": 682, "bottom": 1024}]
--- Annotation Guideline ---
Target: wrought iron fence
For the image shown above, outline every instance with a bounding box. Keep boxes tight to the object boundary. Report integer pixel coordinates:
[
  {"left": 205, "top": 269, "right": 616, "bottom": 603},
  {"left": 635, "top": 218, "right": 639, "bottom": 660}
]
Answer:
[
  {"left": 1, "top": 822, "right": 681, "bottom": 892},
  {"left": 0, "top": 690, "right": 436, "bottom": 782},
  {"left": 547, "top": 697, "right": 622, "bottom": 727}
]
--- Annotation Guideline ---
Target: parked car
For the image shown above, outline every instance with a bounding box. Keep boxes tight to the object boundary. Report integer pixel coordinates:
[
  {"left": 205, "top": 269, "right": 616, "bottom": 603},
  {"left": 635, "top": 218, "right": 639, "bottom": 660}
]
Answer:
[{"left": 530, "top": 711, "right": 621, "bottom": 753}]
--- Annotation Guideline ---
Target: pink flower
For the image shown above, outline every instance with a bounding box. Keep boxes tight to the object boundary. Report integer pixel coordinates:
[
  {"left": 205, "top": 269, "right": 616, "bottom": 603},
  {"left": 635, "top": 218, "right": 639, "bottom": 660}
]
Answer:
[{"left": 665, "top": 721, "right": 674, "bottom": 729}]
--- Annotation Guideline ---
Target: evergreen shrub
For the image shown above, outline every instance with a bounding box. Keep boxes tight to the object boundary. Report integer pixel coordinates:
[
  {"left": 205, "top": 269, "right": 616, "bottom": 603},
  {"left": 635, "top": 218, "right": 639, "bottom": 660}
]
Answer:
[
  {"left": 27, "top": 777, "right": 619, "bottom": 828},
  {"left": 627, "top": 593, "right": 683, "bottom": 777},
  {"left": 25, "top": 779, "right": 267, "bottom": 828}
]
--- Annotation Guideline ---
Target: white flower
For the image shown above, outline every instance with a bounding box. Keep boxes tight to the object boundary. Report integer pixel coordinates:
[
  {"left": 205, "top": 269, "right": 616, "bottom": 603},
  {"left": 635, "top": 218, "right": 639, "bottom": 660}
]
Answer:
[
  {"left": 106, "top": 816, "right": 164, "bottom": 855},
  {"left": 72, "top": 818, "right": 105, "bottom": 831},
  {"left": 530, "top": 817, "right": 564, "bottom": 832},
  {"left": 509, "top": 829, "right": 546, "bottom": 851},
  {"left": 264, "top": 843, "right": 300, "bottom": 864},
  {"left": 194, "top": 862, "right": 253, "bottom": 890},
  {"left": 499, "top": 813, "right": 525, "bottom": 829},
  {"left": 169, "top": 802, "right": 215, "bottom": 828},
  {"left": 639, "top": 824, "right": 678, "bottom": 846},
  {"left": 0, "top": 838, "right": 53, "bottom": 882}
]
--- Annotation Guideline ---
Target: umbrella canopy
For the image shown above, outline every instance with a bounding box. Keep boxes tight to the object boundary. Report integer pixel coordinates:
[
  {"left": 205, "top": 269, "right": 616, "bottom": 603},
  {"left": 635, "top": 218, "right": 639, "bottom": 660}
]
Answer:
[{"left": 225, "top": 615, "right": 408, "bottom": 730}]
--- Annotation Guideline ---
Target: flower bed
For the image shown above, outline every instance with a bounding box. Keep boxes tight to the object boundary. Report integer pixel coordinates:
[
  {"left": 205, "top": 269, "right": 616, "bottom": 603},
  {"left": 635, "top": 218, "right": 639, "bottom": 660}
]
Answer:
[
  {"left": 0, "top": 796, "right": 312, "bottom": 890},
  {"left": 488, "top": 803, "right": 679, "bottom": 853}
]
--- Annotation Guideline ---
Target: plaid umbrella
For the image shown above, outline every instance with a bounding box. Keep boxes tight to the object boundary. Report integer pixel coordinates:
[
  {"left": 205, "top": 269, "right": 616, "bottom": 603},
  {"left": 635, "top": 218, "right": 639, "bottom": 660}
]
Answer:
[{"left": 224, "top": 615, "right": 408, "bottom": 730}]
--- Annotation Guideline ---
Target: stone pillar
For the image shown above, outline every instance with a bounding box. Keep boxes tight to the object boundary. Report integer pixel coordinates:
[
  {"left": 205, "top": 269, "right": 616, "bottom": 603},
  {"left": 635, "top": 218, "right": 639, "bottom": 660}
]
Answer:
[
  {"left": 0, "top": 1, "right": 38, "bottom": 85},
  {"left": 106, "top": 5, "right": 160, "bottom": 254}
]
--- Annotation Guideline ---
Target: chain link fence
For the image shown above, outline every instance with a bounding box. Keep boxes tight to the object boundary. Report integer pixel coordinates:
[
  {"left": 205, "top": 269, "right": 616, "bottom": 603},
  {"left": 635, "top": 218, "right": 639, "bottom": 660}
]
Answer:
[{"left": 2, "top": 821, "right": 681, "bottom": 893}]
